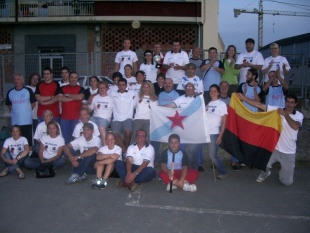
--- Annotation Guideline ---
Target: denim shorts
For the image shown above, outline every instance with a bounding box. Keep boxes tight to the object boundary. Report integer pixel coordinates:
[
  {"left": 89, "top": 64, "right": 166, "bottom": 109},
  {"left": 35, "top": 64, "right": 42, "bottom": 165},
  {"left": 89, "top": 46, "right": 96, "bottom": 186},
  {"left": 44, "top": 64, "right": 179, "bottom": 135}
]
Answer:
[
  {"left": 90, "top": 116, "right": 110, "bottom": 128},
  {"left": 111, "top": 119, "right": 133, "bottom": 134}
]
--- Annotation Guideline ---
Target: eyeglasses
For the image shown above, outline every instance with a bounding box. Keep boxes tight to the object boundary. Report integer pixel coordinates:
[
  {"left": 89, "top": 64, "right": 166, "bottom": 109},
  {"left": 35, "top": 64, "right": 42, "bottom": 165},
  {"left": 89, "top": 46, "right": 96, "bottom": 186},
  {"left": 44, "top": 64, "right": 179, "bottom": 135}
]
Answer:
[
  {"left": 186, "top": 86, "right": 194, "bottom": 89},
  {"left": 136, "top": 134, "right": 146, "bottom": 138}
]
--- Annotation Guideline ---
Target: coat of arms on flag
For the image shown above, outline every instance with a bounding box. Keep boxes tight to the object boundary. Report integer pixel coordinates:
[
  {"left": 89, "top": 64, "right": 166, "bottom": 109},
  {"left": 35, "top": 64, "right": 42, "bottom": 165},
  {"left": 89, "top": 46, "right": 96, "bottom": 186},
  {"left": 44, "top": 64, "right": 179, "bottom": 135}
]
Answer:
[{"left": 150, "top": 95, "right": 210, "bottom": 143}]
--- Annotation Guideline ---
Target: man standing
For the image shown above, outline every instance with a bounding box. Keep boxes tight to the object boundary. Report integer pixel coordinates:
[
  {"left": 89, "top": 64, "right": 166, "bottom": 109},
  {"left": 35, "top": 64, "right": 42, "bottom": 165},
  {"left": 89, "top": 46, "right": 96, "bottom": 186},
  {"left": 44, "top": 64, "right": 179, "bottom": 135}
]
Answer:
[
  {"left": 110, "top": 78, "right": 136, "bottom": 154},
  {"left": 237, "top": 69, "right": 261, "bottom": 112},
  {"left": 200, "top": 47, "right": 224, "bottom": 104},
  {"left": 64, "top": 123, "right": 101, "bottom": 184},
  {"left": 263, "top": 71, "right": 288, "bottom": 108},
  {"left": 163, "top": 38, "right": 189, "bottom": 88},
  {"left": 235, "top": 38, "right": 264, "bottom": 84},
  {"left": 58, "top": 72, "right": 85, "bottom": 144},
  {"left": 5, "top": 74, "right": 36, "bottom": 148},
  {"left": 58, "top": 66, "right": 70, "bottom": 87},
  {"left": 262, "top": 43, "right": 290, "bottom": 82},
  {"left": 115, "top": 38, "right": 138, "bottom": 76},
  {"left": 115, "top": 129, "right": 156, "bottom": 192},
  {"left": 237, "top": 93, "right": 303, "bottom": 186},
  {"left": 35, "top": 67, "right": 60, "bottom": 122},
  {"left": 189, "top": 47, "right": 203, "bottom": 78}
]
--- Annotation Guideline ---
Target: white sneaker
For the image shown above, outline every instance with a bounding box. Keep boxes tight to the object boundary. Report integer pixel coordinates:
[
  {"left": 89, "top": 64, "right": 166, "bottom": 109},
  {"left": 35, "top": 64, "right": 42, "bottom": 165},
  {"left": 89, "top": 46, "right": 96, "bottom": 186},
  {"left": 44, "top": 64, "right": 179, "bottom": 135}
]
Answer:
[
  {"left": 256, "top": 171, "right": 271, "bottom": 183},
  {"left": 166, "top": 184, "right": 177, "bottom": 191},
  {"left": 66, "top": 173, "right": 80, "bottom": 185},
  {"left": 183, "top": 183, "right": 197, "bottom": 192}
]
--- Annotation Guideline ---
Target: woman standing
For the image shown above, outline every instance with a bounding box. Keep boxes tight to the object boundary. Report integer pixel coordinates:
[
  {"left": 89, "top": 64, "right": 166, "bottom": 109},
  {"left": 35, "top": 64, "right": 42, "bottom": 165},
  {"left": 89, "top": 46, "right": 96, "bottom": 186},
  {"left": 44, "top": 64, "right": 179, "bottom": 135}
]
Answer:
[
  {"left": 0, "top": 125, "right": 29, "bottom": 179},
  {"left": 84, "top": 76, "right": 99, "bottom": 104},
  {"left": 153, "top": 73, "right": 165, "bottom": 97},
  {"left": 131, "top": 81, "right": 157, "bottom": 143},
  {"left": 221, "top": 45, "right": 240, "bottom": 95},
  {"left": 24, "top": 121, "right": 65, "bottom": 170},
  {"left": 205, "top": 84, "right": 228, "bottom": 180},
  {"left": 26, "top": 73, "right": 40, "bottom": 132},
  {"left": 139, "top": 50, "right": 158, "bottom": 83}
]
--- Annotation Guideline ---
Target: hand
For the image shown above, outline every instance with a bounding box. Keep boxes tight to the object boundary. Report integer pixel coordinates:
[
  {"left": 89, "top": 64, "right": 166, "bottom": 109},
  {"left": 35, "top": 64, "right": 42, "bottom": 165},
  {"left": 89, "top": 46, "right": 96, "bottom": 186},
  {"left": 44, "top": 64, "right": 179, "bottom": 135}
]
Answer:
[
  {"left": 216, "top": 136, "right": 222, "bottom": 145},
  {"left": 125, "top": 173, "right": 136, "bottom": 183},
  {"left": 236, "top": 93, "right": 245, "bottom": 101},
  {"left": 71, "top": 160, "right": 79, "bottom": 167},
  {"left": 243, "top": 60, "right": 251, "bottom": 68},
  {"left": 111, "top": 153, "right": 119, "bottom": 160},
  {"left": 269, "top": 60, "right": 274, "bottom": 67},
  {"left": 168, "top": 170, "right": 174, "bottom": 180},
  {"left": 94, "top": 161, "right": 99, "bottom": 169},
  {"left": 277, "top": 108, "right": 287, "bottom": 116},
  {"left": 175, "top": 179, "right": 185, "bottom": 188},
  {"left": 173, "top": 64, "right": 180, "bottom": 70},
  {"left": 169, "top": 63, "right": 175, "bottom": 68}
]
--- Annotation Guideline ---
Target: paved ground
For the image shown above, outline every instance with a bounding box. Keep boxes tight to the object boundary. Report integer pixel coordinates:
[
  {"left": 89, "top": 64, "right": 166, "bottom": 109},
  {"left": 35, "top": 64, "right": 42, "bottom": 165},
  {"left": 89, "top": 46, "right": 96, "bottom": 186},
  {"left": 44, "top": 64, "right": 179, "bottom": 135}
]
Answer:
[{"left": 0, "top": 161, "right": 309, "bottom": 233}]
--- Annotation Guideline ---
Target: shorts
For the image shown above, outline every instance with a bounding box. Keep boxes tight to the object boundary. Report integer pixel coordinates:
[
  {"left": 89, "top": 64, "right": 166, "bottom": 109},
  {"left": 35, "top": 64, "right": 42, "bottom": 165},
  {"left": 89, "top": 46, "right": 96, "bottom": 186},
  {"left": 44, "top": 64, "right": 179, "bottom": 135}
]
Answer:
[
  {"left": 90, "top": 116, "right": 110, "bottom": 128},
  {"left": 111, "top": 119, "right": 133, "bottom": 135}
]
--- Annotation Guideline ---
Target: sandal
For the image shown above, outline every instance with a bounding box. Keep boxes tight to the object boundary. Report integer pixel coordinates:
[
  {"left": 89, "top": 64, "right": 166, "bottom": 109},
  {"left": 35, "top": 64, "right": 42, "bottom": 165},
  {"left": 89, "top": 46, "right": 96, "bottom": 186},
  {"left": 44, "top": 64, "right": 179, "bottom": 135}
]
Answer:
[
  {"left": 0, "top": 170, "right": 8, "bottom": 177},
  {"left": 18, "top": 173, "right": 25, "bottom": 179}
]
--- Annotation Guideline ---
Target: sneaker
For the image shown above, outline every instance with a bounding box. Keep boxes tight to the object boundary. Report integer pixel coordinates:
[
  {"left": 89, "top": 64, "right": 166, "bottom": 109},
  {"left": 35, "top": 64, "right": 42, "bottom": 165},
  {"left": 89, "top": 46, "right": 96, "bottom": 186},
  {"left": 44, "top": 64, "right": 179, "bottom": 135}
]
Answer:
[
  {"left": 256, "top": 171, "right": 271, "bottom": 183},
  {"left": 78, "top": 173, "right": 87, "bottom": 182},
  {"left": 166, "top": 184, "right": 178, "bottom": 191},
  {"left": 198, "top": 166, "right": 205, "bottom": 172},
  {"left": 183, "top": 183, "right": 197, "bottom": 192},
  {"left": 92, "top": 178, "right": 107, "bottom": 190},
  {"left": 217, "top": 174, "right": 228, "bottom": 180},
  {"left": 231, "top": 164, "right": 239, "bottom": 171},
  {"left": 116, "top": 178, "right": 124, "bottom": 188},
  {"left": 129, "top": 182, "right": 139, "bottom": 192},
  {"left": 66, "top": 173, "right": 80, "bottom": 185},
  {"left": 240, "top": 163, "right": 246, "bottom": 167}
]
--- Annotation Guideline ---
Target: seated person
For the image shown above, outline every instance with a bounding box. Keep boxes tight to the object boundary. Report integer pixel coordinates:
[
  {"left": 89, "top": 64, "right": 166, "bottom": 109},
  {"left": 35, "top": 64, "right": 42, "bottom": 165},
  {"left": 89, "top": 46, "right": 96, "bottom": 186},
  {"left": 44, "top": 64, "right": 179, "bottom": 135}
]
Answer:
[
  {"left": 72, "top": 108, "right": 100, "bottom": 139},
  {"left": 0, "top": 125, "right": 29, "bottom": 179},
  {"left": 114, "top": 129, "right": 156, "bottom": 192},
  {"left": 159, "top": 134, "right": 199, "bottom": 192},
  {"left": 25, "top": 121, "right": 65, "bottom": 170},
  {"left": 92, "top": 132, "right": 122, "bottom": 190},
  {"left": 33, "top": 110, "right": 62, "bottom": 156},
  {"left": 64, "top": 123, "right": 101, "bottom": 185}
]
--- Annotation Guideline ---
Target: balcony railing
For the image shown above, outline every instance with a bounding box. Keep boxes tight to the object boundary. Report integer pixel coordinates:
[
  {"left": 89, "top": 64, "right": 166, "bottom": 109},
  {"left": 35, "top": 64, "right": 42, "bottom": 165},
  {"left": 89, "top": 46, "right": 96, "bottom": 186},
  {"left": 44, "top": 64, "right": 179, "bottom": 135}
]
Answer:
[{"left": 0, "top": 1, "right": 94, "bottom": 18}]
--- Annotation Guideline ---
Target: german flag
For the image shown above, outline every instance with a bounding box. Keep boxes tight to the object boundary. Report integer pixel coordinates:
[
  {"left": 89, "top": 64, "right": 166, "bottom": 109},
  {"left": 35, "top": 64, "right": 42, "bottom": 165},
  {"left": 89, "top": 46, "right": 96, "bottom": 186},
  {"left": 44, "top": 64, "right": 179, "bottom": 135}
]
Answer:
[{"left": 221, "top": 93, "right": 282, "bottom": 171}]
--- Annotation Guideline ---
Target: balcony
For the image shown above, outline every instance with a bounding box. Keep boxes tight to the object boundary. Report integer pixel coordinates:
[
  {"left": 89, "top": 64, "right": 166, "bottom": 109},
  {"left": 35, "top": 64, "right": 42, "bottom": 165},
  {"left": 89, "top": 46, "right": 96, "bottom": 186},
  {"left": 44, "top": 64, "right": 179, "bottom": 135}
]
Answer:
[{"left": 0, "top": 1, "right": 94, "bottom": 21}]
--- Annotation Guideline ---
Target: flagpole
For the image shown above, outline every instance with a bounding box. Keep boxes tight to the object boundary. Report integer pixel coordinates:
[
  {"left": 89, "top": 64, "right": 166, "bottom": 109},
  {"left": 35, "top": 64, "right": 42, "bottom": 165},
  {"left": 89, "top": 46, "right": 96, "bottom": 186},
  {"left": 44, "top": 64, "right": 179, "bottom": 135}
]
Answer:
[{"left": 169, "top": 152, "right": 175, "bottom": 193}]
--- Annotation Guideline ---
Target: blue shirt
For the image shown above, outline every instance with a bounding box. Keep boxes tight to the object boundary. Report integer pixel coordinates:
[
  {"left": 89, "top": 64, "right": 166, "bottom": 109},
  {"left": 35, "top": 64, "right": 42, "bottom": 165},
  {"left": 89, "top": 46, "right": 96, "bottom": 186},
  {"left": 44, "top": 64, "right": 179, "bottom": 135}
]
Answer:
[
  {"left": 6, "top": 87, "right": 35, "bottom": 125},
  {"left": 158, "top": 90, "right": 179, "bottom": 106}
]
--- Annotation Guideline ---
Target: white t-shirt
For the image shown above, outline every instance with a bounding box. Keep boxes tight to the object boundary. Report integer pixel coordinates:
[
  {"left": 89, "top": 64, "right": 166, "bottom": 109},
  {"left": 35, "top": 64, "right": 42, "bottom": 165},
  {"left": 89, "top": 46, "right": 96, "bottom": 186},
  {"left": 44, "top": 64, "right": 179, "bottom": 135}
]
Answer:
[
  {"left": 205, "top": 99, "right": 228, "bottom": 134},
  {"left": 89, "top": 95, "right": 114, "bottom": 121},
  {"left": 177, "top": 75, "right": 203, "bottom": 94},
  {"left": 236, "top": 50, "right": 264, "bottom": 84},
  {"left": 70, "top": 135, "right": 101, "bottom": 153},
  {"left": 267, "top": 105, "right": 303, "bottom": 154},
  {"left": 134, "top": 96, "right": 156, "bottom": 120},
  {"left": 129, "top": 83, "right": 142, "bottom": 94},
  {"left": 263, "top": 56, "right": 291, "bottom": 82},
  {"left": 173, "top": 95, "right": 196, "bottom": 108},
  {"left": 140, "top": 63, "right": 158, "bottom": 83},
  {"left": 110, "top": 90, "right": 136, "bottom": 121},
  {"left": 97, "top": 145, "right": 122, "bottom": 161},
  {"left": 163, "top": 51, "right": 189, "bottom": 84},
  {"left": 72, "top": 120, "right": 100, "bottom": 138},
  {"left": 40, "top": 135, "right": 65, "bottom": 159},
  {"left": 115, "top": 50, "right": 138, "bottom": 75},
  {"left": 126, "top": 143, "right": 155, "bottom": 168},
  {"left": 34, "top": 121, "right": 63, "bottom": 140},
  {"left": 3, "top": 136, "right": 28, "bottom": 158}
]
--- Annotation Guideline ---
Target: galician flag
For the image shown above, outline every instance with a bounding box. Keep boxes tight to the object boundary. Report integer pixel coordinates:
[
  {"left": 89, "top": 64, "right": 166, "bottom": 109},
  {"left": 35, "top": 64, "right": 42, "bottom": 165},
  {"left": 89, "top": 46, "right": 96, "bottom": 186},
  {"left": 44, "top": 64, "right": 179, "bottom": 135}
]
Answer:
[{"left": 150, "top": 95, "right": 210, "bottom": 143}]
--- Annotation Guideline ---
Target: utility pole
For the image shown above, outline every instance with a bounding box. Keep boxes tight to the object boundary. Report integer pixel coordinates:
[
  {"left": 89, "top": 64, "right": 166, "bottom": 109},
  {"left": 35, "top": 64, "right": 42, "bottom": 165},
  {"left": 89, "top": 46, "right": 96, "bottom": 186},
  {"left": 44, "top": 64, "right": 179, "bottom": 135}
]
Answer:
[{"left": 234, "top": 0, "right": 310, "bottom": 48}]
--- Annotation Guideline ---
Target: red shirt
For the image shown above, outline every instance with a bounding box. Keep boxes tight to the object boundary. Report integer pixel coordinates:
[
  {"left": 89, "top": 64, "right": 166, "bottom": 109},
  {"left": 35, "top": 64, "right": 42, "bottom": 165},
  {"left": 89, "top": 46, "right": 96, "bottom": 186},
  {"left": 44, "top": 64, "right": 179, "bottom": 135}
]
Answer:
[
  {"left": 60, "top": 85, "right": 85, "bottom": 120},
  {"left": 35, "top": 81, "right": 60, "bottom": 118}
]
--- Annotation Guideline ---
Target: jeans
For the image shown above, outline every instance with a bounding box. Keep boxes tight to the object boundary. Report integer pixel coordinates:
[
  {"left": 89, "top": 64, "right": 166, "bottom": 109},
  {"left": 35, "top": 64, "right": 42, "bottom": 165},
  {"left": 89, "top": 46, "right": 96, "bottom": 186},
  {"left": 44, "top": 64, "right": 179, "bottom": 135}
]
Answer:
[
  {"left": 70, "top": 149, "right": 96, "bottom": 176},
  {"left": 3, "top": 152, "right": 26, "bottom": 173},
  {"left": 24, "top": 156, "right": 66, "bottom": 170},
  {"left": 180, "top": 143, "right": 203, "bottom": 169},
  {"left": 114, "top": 160, "right": 157, "bottom": 184},
  {"left": 60, "top": 119, "right": 79, "bottom": 144},
  {"left": 207, "top": 134, "right": 227, "bottom": 175}
]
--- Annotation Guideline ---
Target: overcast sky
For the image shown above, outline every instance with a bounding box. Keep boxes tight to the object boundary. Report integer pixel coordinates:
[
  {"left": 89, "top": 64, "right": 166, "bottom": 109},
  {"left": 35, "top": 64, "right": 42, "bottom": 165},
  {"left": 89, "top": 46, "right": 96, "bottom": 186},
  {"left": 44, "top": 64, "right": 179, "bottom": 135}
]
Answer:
[{"left": 218, "top": 0, "right": 310, "bottom": 52}]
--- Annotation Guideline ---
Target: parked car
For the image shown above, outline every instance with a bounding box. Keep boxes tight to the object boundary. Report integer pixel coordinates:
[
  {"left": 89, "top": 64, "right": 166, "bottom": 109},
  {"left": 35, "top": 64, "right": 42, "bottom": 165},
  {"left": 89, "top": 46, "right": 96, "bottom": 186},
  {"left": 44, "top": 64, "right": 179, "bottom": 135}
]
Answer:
[{"left": 78, "top": 76, "right": 113, "bottom": 89}]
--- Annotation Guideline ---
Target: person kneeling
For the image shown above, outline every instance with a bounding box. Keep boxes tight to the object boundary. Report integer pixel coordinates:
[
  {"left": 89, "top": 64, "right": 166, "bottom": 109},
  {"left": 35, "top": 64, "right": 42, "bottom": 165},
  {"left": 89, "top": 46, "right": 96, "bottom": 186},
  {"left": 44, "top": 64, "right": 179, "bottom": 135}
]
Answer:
[
  {"left": 159, "top": 134, "right": 199, "bottom": 192},
  {"left": 92, "top": 132, "right": 122, "bottom": 190}
]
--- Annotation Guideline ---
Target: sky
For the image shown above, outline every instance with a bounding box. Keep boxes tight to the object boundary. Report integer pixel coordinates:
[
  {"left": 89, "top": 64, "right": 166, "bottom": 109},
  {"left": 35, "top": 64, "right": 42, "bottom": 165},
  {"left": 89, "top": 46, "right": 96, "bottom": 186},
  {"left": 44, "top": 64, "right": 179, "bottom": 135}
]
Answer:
[{"left": 218, "top": 0, "right": 310, "bottom": 52}]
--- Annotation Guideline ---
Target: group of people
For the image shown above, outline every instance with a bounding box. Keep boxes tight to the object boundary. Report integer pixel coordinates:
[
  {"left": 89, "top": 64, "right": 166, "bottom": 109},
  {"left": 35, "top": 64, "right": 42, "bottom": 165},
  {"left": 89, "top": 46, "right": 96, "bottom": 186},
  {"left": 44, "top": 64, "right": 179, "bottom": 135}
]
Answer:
[{"left": 0, "top": 37, "right": 303, "bottom": 191}]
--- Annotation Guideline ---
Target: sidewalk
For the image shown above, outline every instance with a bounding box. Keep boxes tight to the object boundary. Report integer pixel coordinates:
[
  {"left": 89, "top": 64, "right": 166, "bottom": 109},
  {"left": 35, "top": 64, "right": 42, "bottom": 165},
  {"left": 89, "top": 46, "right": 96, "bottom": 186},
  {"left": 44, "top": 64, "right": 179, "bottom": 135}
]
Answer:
[{"left": 0, "top": 161, "right": 309, "bottom": 233}]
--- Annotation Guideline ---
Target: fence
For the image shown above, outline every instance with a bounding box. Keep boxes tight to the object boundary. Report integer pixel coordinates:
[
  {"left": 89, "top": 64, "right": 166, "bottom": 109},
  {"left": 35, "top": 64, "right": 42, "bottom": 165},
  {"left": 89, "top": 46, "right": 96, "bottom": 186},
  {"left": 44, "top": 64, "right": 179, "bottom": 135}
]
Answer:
[{"left": 0, "top": 52, "right": 309, "bottom": 100}]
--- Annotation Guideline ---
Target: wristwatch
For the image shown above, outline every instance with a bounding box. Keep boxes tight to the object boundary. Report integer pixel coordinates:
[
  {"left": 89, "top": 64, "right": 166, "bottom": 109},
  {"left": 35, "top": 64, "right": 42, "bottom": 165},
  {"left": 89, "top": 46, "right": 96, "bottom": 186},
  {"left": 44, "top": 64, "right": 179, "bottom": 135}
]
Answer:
[
  {"left": 65, "top": 94, "right": 69, "bottom": 98},
  {"left": 77, "top": 156, "right": 83, "bottom": 160}
]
